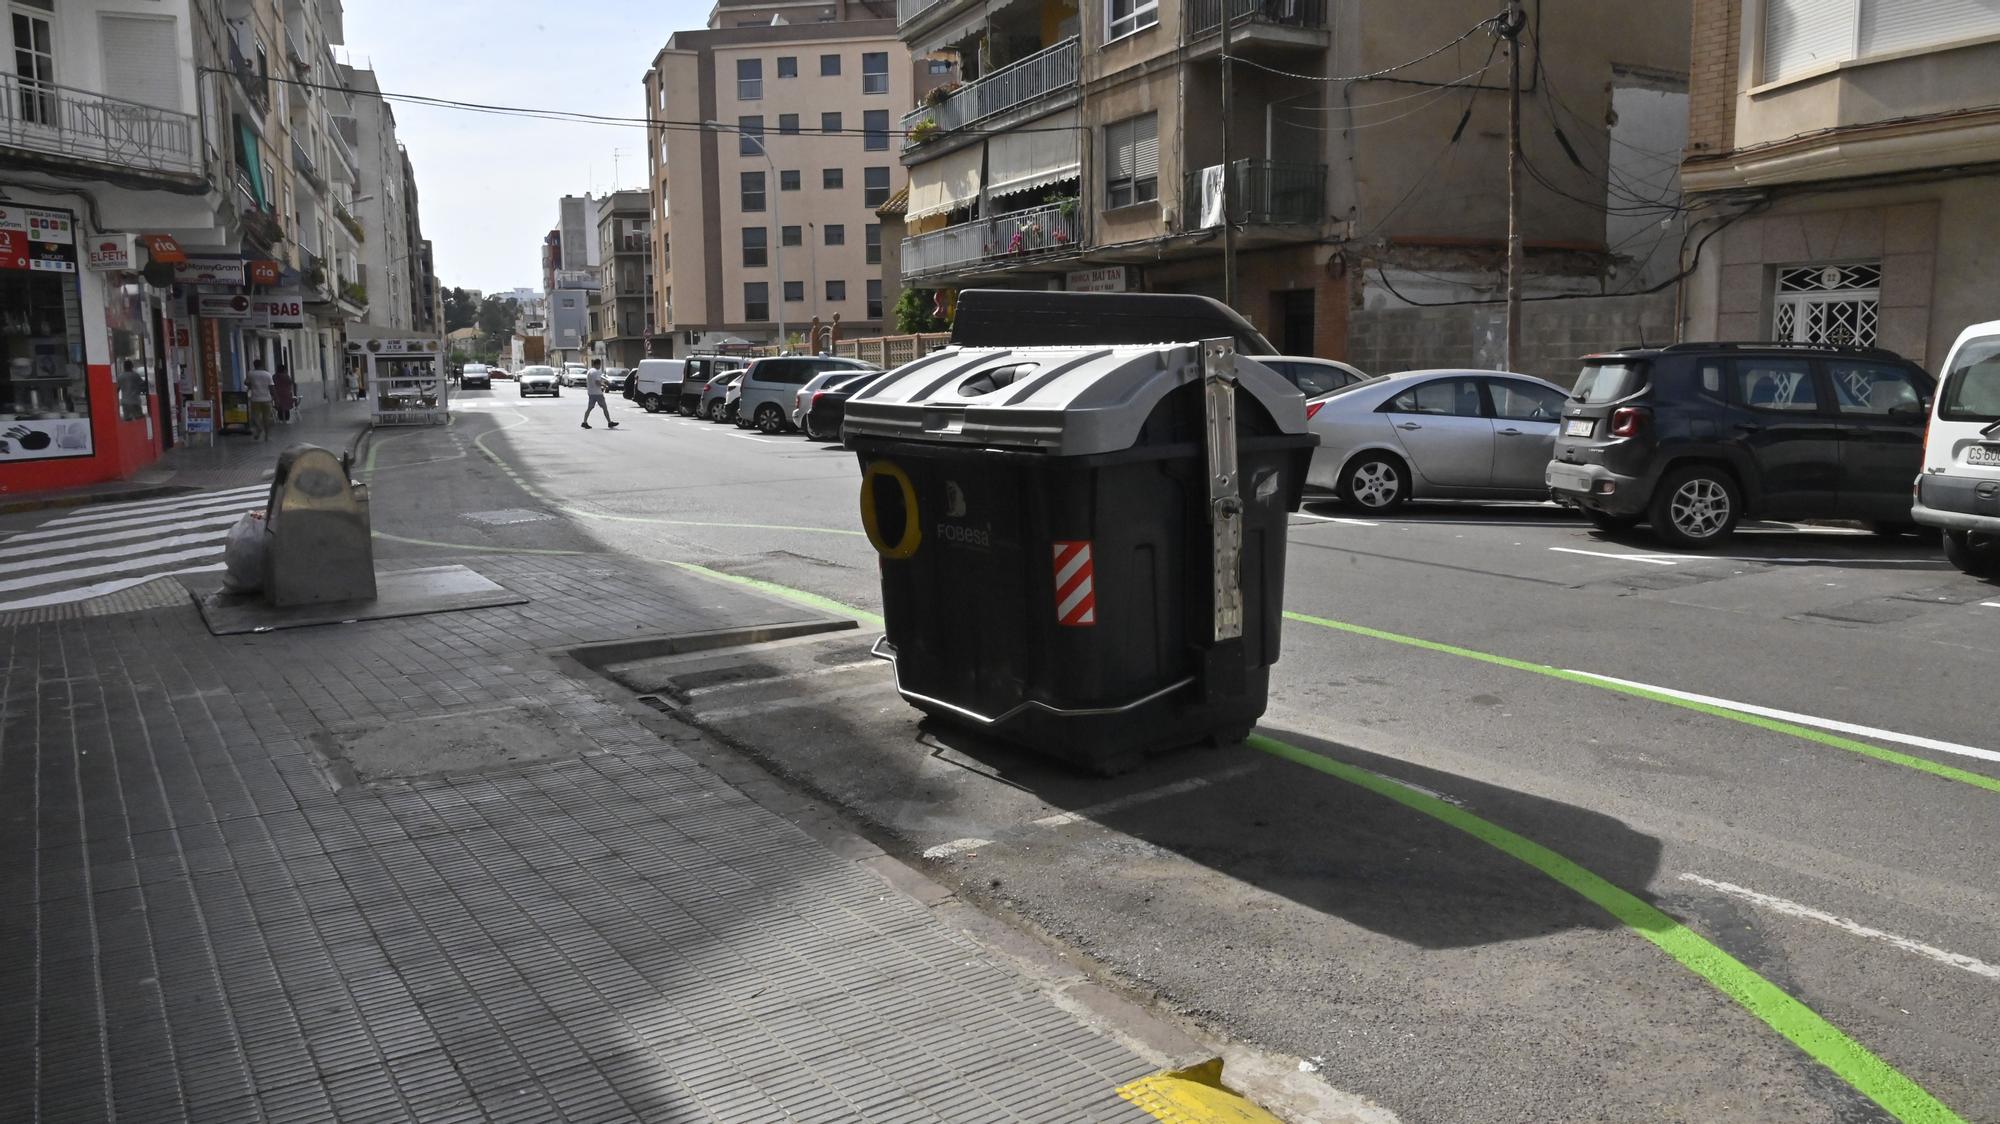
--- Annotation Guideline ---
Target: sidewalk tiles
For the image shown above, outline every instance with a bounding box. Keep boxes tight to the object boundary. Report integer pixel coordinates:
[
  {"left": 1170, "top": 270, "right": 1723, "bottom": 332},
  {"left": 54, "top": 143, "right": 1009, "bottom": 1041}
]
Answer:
[{"left": 0, "top": 550, "right": 1163, "bottom": 1123}]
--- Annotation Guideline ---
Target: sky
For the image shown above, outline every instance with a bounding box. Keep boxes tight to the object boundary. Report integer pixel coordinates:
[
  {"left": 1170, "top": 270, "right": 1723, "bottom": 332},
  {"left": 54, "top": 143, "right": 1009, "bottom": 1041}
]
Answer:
[{"left": 339, "top": 0, "right": 711, "bottom": 295}]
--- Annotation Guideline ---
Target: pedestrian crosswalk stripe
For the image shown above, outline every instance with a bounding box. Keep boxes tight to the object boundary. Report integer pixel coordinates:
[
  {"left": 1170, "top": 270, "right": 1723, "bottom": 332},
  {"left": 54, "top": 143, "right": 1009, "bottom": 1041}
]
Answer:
[
  {"left": 0, "top": 511, "right": 245, "bottom": 562},
  {"left": 0, "top": 544, "right": 227, "bottom": 597},
  {"left": 0, "top": 563, "right": 221, "bottom": 614},
  {"left": 40, "top": 483, "right": 265, "bottom": 527},
  {"left": 0, "top": 486, "right": 260, "bottom": 613},
  {"left": 8, "top": 492, "right": 264, "bottom": 543}
]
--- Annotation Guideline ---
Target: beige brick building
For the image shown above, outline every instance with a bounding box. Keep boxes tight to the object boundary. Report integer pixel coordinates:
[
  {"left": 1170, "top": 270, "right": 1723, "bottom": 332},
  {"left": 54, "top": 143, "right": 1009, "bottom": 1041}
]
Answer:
[{"left": 645, "top": 1, "right": 921, "bottom": 351}]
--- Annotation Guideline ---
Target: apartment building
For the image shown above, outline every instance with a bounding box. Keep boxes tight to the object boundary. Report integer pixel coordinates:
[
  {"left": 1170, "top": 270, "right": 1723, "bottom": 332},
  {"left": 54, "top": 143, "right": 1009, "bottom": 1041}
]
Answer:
[
  {"left": 592, "top": 191, "right": 655, "bottom": 367},
  {"left": 1677, "top": 1, "right": 2000, "bottom": 369},
  {"left": 338, "top": 64, "right": 414, "bottom": 331},
  {"left": 0, "top": 0, "right": 383, "bottom": 491},
  {"left": 644, "top": 0, "right": 919, "bottom": 351},
  {"left": 893, "top": 0, "right": 1688, "bottom": 378}
]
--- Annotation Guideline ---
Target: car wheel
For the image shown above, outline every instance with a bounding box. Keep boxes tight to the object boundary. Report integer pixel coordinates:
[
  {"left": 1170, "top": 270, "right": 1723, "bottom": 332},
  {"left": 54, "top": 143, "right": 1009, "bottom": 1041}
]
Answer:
[
  {"left": 705, "top": 400, "right": 721, "bottom": 421},
  {"left": 641, "top": 394, "right": 660, "bottom": 413},
  {"left": 1648, "top": 465, "right": 1740, "bottom": 549},
  {"left": 1586, "top": 510, "right": 1642, "bottom": 534},
  {"left": 802, "top": 415, "right": 821, "bottom": 441},
  {"left": 1943, "top": 530, "right": 2000, "bottom": 578},
  {"left": 756, "top": 404, "right": 786, "bottom": 434},
  {"left": 1342, "top": 453, "right": 1409, "bottom": 513}
]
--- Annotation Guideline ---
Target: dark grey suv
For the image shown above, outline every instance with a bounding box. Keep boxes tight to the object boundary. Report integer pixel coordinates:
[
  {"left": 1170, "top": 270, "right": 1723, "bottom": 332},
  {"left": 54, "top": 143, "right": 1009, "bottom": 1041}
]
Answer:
[{"left": 1546, "top": 342, "right": 1935, "bottom": 548}]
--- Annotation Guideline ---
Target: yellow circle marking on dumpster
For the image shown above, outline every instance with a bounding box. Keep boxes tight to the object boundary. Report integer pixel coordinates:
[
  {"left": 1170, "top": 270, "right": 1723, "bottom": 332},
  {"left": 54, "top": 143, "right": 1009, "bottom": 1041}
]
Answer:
[{"left": 860, "top": 459, "right": 922, "bottom": 560}]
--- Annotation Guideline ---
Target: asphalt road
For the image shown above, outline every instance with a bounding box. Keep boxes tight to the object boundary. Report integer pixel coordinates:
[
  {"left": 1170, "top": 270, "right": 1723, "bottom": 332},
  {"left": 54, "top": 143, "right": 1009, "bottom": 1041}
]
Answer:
[{"left": 364, "top": 385, "right": 2000, "bottom": 1124}]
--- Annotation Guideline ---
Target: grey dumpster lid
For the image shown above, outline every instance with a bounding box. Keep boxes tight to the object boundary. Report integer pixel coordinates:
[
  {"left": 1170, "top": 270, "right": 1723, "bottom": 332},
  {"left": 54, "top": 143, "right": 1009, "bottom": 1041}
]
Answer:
[
  {"left": 949, "top": 290, "right": 1274, "bottom": 354},
  {"left": 842, "top": 342, "right": 1308, "bottom": 455}
]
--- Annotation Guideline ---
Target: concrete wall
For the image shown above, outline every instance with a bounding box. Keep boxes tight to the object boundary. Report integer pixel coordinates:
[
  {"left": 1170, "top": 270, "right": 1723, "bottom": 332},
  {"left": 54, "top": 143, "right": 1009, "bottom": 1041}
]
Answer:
[
  {"left": 1680, "top": 173, "right": 2000, "bottom": 372},
  {"left": 1349, "top": 291, "right": 1675, "bottom": 385}
]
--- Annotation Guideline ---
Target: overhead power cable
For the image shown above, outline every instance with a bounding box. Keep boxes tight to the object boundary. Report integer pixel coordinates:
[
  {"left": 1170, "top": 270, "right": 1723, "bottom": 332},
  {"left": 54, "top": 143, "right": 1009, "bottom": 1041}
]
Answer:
[{"left": 1223, "top": 12, "right": 1505, "bottom": 84}]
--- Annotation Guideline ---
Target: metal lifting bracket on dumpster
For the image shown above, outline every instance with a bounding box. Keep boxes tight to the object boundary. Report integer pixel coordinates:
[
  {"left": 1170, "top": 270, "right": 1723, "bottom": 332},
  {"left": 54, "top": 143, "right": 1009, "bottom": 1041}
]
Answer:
[{"left": 1202, "top": 338, "right": 1244, "bottom": 643}]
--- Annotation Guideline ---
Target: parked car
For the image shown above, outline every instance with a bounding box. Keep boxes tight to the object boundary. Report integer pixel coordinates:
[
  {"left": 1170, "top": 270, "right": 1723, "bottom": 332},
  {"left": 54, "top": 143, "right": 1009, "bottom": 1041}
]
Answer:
[
  {"left": 517, "top": 365, "right": 560, "bottom": 397},
  {"left": 792, "top": 368, "right": 878, "bottom": 431},
  {"left": 631, "top": 359, "right": 686, "bottom": 413},
  {"left": 1304, "top": 369, "right": 1567, "bottom": 511},
  {"left": 1255, "top": 356, "right": 1372, "bottom": 397},
  {"left": 697, "top": 371, "right": 742, "bottom": 420},
  {"left": 489, "top": 367, "right": 512, "bottom": 380},
  {"left": 677, "top": 356, "right": 746, "bottom": 415},
  {"left": 460, "top": 363, "right": 491, "bottom": 390},
  {"left": 600, "top": 367, "right": 630, "bottom": 393},
  {"left": 1547, "top": 342, "right": 1936, "bottom": 548},
  {"left": 732, "top": 356, "right": 879, "bottom": 434},
  {"left": 1912, "top": 322, "right": 2000, "bottom": 577},
  {"left": 801, "top": 371, "right": 879, "bottom": 442},
  {"left": 562, "top": 365, "right": 590, "bottom": 387},
  {"left": 722, "top": 378, "right": 746, "bottom": 424}
]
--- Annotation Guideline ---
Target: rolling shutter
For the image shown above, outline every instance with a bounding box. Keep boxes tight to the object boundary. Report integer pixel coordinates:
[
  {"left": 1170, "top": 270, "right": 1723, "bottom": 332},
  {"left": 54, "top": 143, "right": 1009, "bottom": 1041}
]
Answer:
[
  {"left": 1762, "top": 0, "right": 1854, "bottom": 82},
  {"left": 986, "top": 109, "right": 1080, "bottom": 199},
  {"left": 905, "top": 143, "right": 983, "bottom": 220},
  {"left": 99, "top": 14, "right": 182, "bottom": 111},
  {"left": 1859, "top": 0, "right": 2000, "bottom": 58}
]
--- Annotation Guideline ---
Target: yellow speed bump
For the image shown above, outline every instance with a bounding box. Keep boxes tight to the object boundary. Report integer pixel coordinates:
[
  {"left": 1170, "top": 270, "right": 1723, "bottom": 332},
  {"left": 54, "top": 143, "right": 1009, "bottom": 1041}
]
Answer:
[{"left": 1117, "top": 1058, "right": 1287, "bottom": 1123}]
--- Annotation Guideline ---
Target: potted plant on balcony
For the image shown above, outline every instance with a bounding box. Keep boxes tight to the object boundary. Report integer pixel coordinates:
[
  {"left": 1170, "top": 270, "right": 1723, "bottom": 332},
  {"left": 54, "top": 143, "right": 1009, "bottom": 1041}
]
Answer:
[
  {"left": 909, "top": 117, "right": 940, "bottom": 144},
  {"left": 342, "top": 281, "right": 367, "bottom": 307},
  {"left": 922, "top": 82, "right": 958, "bottom": 108}
]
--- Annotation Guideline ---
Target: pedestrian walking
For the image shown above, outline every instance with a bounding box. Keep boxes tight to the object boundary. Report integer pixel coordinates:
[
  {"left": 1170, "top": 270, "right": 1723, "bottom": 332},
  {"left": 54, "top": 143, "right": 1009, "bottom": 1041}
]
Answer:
[
  {"left": 581, "top": 359, "right": 618, "bottom": 430},
  {"left": 273, "top": 364, "right": 298, "bottom": 424},
  {"left": 246, "top": 359, "right": 277, "bottom": 441}
]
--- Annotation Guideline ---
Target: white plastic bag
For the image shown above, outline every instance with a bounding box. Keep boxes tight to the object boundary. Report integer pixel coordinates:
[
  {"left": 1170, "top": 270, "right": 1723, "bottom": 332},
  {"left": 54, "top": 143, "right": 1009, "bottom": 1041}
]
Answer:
[{"left": 222, "top": 511, "right": 267, "bottom": 593}]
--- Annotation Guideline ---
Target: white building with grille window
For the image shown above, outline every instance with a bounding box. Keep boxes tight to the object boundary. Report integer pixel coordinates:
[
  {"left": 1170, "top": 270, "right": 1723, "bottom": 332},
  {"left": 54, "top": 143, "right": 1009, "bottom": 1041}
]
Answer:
[{"left": 1678, "top": 0, "right": 2000, "bottom": 369}]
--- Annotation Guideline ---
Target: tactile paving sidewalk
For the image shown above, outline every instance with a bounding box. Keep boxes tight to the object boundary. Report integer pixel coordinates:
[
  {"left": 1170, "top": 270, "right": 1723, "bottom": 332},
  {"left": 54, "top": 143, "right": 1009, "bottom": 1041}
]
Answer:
[{"left": 0, "top": 554, "right": 1157, "bottom": 1123}]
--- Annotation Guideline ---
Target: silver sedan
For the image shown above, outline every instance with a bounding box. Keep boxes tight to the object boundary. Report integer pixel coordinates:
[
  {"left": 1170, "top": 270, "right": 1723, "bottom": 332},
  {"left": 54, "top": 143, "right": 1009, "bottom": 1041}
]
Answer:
[{"left": 1304, "top": 368, "right": 1570, "bottom": 512}]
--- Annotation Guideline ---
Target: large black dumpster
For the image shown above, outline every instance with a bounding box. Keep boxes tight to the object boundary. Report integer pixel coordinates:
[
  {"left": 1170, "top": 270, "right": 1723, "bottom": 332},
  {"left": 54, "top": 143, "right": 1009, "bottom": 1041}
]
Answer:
[{"left": 845, "top": 338, "right": 1317, "bottom": 773}]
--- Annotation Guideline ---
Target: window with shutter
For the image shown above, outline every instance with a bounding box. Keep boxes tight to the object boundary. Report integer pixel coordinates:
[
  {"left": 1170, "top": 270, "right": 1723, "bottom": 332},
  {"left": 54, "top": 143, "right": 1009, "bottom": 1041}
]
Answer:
[
  {"left": 100, "top": 14, "right": 181, "bottom": 111},
  {"left": 1762, "top": 0, "right": 1853, "bottom": 82},
  {"left": 1103, "top": 113, "right": 1158, "bottom": 209},
  {"left": 1859, "top": 0, "right": 2000, "bottom": 57},
  {"left": 1764, "top": 0, "right": 2000, "bottom": 83}
]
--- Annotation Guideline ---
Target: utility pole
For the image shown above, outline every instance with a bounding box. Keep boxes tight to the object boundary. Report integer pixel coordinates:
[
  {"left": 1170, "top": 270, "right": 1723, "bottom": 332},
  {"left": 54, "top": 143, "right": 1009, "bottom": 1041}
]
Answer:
[
  {"left": 1220, "top": 5, "right": 1237, "bottom": 309},
  {"left": 1503, "top": 0, "right": 1524, "bottom": 371}
]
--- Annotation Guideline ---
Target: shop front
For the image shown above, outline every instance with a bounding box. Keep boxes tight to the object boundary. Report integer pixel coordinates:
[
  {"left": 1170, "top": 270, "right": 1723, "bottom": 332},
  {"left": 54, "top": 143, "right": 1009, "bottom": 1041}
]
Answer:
[{"left": 0, "top": 202, "right": 172, "bottom": 495}]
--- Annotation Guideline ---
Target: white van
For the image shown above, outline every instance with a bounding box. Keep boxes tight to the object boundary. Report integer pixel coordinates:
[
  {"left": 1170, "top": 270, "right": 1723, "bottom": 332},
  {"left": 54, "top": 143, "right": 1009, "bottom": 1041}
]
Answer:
[
  {"left": 631, "top": 359, "right": 686, "bottom": 413},
  {"left": 1913, "top": 320, "right": 2000, "bottom": 577}
]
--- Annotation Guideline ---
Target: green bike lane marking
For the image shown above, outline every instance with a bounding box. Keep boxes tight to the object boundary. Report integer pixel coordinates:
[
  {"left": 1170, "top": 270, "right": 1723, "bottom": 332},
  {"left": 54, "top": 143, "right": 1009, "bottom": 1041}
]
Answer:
[
  {"left": 1281, "top": 610, "right": 2000, "bottom": 796},
  {"left": 1250, "top": 733, "right": 1964, "bottom": 1124}
]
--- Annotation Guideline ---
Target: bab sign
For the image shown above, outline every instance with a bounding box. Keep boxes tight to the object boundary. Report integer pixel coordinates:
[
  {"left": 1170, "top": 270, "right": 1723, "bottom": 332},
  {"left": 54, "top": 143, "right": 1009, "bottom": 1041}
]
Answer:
[{"left": 252, "top": 295, "right": 305, "bottom": 328}]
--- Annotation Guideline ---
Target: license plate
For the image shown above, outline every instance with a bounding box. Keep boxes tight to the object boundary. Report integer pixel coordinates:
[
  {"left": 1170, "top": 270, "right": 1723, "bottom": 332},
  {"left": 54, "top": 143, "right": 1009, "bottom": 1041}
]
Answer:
[
  {"left": 1564, "top": 418, "right": 1595, "bottom": 438},
  {"left": 1968, "top": 444, "right": 2000, "bottom": 467},
  {"left": 1549, "top": 466, "right": 1589, "bottom": 491}
]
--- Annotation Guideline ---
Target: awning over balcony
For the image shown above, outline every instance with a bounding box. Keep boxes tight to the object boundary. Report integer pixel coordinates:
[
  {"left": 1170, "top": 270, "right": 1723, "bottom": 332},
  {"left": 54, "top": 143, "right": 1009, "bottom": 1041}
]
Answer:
[
  {"left": 986, "top": 109, "right": 1080, "bottom": 201},
  {"left": 907, "top": 144, "right": 983, "bottom": 220}
]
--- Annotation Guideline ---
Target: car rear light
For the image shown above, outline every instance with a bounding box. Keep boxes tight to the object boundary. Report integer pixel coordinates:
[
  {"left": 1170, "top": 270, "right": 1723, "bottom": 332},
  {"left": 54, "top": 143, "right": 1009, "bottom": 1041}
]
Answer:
[
  {"left": 1609, "top": 406, "right": 1647, "bottom": 437},
  {"left": 1305, "top": 400, "right": 1325, "bottom": 420}
]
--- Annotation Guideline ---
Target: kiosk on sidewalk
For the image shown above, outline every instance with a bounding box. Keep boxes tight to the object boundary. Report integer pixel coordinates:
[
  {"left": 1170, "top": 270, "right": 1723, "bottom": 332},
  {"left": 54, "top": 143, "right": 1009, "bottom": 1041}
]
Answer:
[{"left": 347, "top": 333, "right": 448, "bottom": 427}]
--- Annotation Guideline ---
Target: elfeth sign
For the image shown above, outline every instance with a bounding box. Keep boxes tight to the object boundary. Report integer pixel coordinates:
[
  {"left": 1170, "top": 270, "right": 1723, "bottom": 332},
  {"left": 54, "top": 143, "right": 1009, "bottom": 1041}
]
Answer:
[{"left": 87, "top": 233, "right": 135, "bottom": 271}]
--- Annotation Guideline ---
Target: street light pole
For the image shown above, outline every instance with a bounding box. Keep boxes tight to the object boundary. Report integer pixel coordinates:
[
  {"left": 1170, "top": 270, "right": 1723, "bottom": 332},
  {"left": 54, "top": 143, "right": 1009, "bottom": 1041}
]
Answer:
[{"left": 706, "top": 120, "right": 786, "bottom": 351}]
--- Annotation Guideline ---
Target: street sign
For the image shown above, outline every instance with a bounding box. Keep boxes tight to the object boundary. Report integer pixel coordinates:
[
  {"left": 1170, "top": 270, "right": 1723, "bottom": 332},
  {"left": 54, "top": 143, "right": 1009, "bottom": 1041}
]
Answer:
[
  {"left": 86, "top": 233, "right": 135, "bottom": 271},
  {"left": 184, "top": 400, "right": 216, "bottom": 434}
]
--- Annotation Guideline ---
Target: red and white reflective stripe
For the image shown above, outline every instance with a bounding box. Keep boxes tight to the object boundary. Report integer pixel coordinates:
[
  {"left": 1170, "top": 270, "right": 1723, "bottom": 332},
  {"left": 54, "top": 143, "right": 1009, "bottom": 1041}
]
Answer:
[{"left": 1053, "top": 540, "right": 1095, "bottom": 626}]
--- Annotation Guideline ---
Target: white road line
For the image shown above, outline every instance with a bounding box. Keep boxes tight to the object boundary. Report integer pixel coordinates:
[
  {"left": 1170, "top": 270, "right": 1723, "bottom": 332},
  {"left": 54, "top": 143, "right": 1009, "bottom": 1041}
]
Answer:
[
  {"left": 729, "top": 433, "right": 783, "bottom": 444},
  {"left": 1983, "top": 602, "right": 2000, "bottom": 609},
  {"left": 8, "top": 495, "right": 264, "bottom": 541},
  {"left": 0, "top": 527, "right": 228, "bottom": 571},
  {"left": 0, "top": 545, "right": 227, "bottom": 596},
  {"left": 0, "top": 510, "right": 244, "bottom": 560},
  {"left": 0, "top": 562, "right": 222, "bottom": 613},
  {"left": 921, "top": 837, "right": 994, "bottom": 860},
  {"left": 1294, "top": 512, "right": 1379, "bottom": 527},
  {"left": 40, "top": 484, "right": 266, "bottom": 527},
  {"left": 1566, "top": 670, "right": 2000, "bottom": 765},
  {"left": 1679, "top": 874, "right": 2000, "bottom": 981},
  {"left": 1549, "top": 546, "right": 1678, "bottom": 566},
  {"left": 1032, "top": 765, "right": 1259, "bottom": 827}
]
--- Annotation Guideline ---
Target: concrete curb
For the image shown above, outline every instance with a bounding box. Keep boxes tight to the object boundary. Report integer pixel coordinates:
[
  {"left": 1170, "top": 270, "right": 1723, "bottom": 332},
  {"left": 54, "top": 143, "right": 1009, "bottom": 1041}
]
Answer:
[{"left": 0, "top": 482, "right": 193, "bottom": 516}]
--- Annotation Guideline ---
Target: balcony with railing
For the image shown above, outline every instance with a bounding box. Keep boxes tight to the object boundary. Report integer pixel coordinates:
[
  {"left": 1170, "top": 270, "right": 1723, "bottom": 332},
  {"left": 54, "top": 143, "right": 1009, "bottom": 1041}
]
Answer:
[
  {"left": 1179, "top": 159, "right": 1326, "bottom": 229},
  {"left": 901, "top": 38, "right": 1077, "bottom": 148},
  {"left": 902, "top": 201, "right": 1082, "bottom": 278},
  {"left": 0, "top": 74, "right": 201, "bottom": 178},
  {"left": 291, "top": 137, "right": 326, "bottom": 192},
  {"left": 1187, "top": 0, "right": 1329, "bottom": 42},
  {"left": 227, "top": 34, "right": 269, "bottom": 114},
  {"left": 898, "top": 0, "right": 958, "bottom": 31}
]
